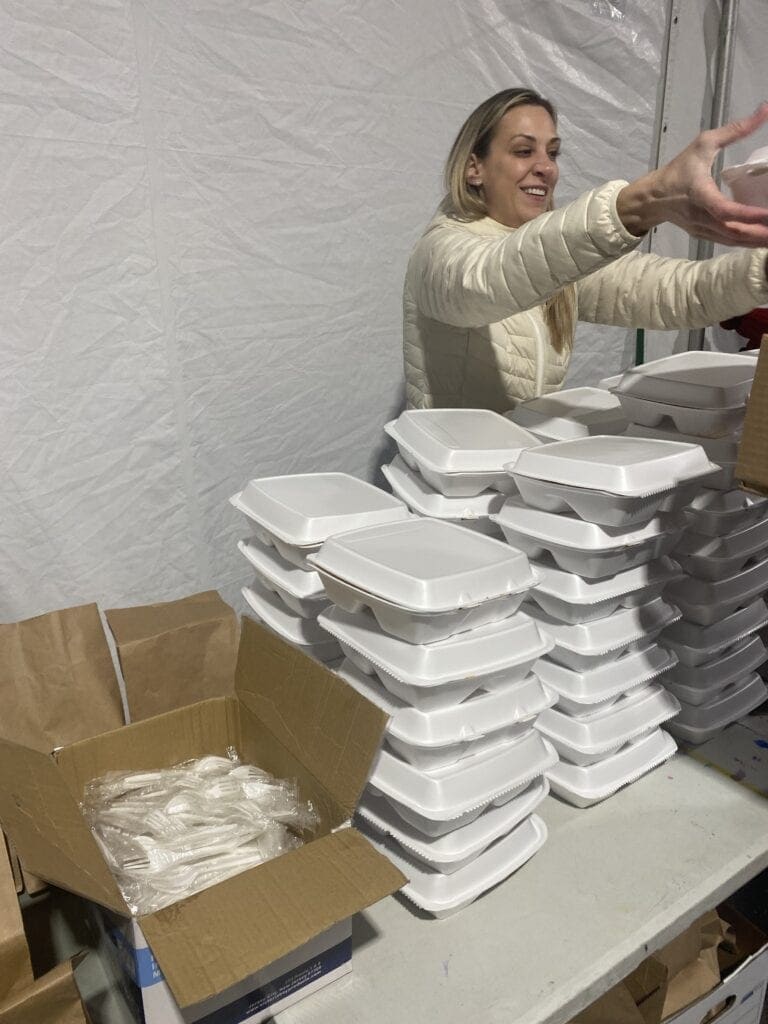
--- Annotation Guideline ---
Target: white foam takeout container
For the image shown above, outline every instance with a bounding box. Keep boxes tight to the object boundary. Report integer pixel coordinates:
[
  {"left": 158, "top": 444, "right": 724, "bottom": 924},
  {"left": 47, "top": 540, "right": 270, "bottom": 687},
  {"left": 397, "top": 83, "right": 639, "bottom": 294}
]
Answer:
[
  {"left": 722, "top": 146, "right": 768, "bottom": 207},
  {"left": 665, "top": 552, "right": 768, "bottom": 625},
  {"left": 356, "top": 777, "right": 549, "bottom": 875},
  {"left": 535, "top": 683, "right": 680, "bottom": 767},
  {"left": 674, "top": 517, "right": 768, "bottom": 582},
  {"left": 613, "top": 392, "right": 746, "bottom": 439},
  {"left": 664, "top": 635, "right": 767, "bottom": 707},
  {"left": 507, "top": 387, "right": 628, "bottom": 442},
  {"left": 241, "top": 580, "right": 341, "bottom": 663},
  {"left": 524, "top": 556, "right": 683, "bottom": 625},
  {"left": 367, "top": 729, "right": 558, "bottom": 838},
  {"left": 682, "top": 488, "right": 768, "bottom": 538},
  {"left": 381, "top": 455, "right": 505, "bottom": 534},
  {"left": 535, "top": 641, "right": 678, "bottom": 712},
  {"left": 660, "top": 597, "right": 768, "bottom": 667},
  {"left": 360, "top": 812, "right": 547, "bottom": 918},
  {"left": 546, "top": 728, "right": 677, "bottom": 808},
  {"left": 308, "top": 518, "right": 539, "bottom": 644},
  {"left": 507, "top": 436, "right": 718, "bottom": 528},
  {"left": 625, "top": 423, "right": 740, "bottom": 491},
  {"left": 667, "top": 672, "right": 768, "bottom": 746},
  {"left": 318, "top": 605, "right": 553, "bottom": 711},
  {"left": 614, "top": 351, "right": 755, "bottom": 409},
  {"left": 230, "top": 473, "right": 410, "bottom": 569},
  {"left": 336, "top": 658, "right": 540, "bottom": 771},
  {"left": 492, "top": 498, "right": 685, "bottom": 579},
  {"left": 525, "top": 597, "right": 681, "bottom": 672},
  {"left": 384, "top": 409, "right": 540, "bottom": 497},
  {"left": 237, "top": 538, "right": 328, "bottom": 618}
]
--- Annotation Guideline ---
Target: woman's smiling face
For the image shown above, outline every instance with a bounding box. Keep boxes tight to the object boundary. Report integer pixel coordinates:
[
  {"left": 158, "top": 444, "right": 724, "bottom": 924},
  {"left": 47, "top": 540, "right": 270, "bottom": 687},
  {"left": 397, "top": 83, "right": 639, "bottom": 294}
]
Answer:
[{"left": 467, "top": 105, "right": 560, "bottom": 228}]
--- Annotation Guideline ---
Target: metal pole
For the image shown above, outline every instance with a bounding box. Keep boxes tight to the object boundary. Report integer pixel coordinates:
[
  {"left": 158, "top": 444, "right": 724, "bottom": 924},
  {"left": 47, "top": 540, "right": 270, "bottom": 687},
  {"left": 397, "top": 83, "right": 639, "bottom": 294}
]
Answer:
[{"left": 689, "top": 0, "right": 740, "bottom": 350}]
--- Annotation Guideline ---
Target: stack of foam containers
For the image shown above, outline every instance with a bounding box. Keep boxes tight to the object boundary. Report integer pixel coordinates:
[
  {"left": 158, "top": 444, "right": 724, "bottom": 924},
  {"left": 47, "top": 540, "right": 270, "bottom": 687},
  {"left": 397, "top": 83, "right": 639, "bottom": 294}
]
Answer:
[
  {"left": 309, "top": 418, "right": 560, "bottom": 916},
  {"left": 612, "top": 352, "right": 768, "bottom": 745},
  {"left": 489, "top": 428, "right": 722, "bottom": 807},
  {"left": 380, "top": 409, "right": 544, "bottom": 536},
  {"left": 229, "top": 473, "right": 411, "bottom": 662}
]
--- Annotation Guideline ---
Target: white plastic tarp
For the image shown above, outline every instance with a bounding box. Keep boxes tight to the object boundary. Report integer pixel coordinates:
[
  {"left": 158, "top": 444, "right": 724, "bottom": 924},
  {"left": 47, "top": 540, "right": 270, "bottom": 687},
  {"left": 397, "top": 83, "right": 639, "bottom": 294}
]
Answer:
[{"left": 0, "top": 0, "right": 668, "bottom": 620}]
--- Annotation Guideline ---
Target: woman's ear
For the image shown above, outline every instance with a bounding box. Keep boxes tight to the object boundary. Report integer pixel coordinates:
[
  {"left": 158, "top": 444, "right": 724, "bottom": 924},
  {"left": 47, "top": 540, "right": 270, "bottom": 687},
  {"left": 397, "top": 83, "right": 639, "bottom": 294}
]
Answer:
[{"left": 466, "top": 154, "right": 483, "bottom": 187}]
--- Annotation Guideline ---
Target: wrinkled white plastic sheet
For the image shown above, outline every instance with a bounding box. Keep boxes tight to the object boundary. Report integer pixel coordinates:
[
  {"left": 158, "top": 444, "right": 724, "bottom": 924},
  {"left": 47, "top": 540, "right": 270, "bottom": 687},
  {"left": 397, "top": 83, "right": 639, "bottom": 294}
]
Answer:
[{"left": 0, "top": 0, "right": 666, "bottom": 620}]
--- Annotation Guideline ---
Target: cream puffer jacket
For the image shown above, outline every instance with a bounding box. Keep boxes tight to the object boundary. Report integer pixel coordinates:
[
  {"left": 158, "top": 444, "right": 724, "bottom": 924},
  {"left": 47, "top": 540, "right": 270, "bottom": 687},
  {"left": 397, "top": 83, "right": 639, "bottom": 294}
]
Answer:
[{"left": 403, "top": 180, "right": 768, "bottom": 411}]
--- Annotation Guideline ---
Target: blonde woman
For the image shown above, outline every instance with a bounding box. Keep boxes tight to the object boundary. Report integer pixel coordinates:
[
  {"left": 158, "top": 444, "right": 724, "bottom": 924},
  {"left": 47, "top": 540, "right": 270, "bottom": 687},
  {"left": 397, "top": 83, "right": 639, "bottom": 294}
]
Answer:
[{"left": 403, "top": 88, "right": 768, "bottom": 411}]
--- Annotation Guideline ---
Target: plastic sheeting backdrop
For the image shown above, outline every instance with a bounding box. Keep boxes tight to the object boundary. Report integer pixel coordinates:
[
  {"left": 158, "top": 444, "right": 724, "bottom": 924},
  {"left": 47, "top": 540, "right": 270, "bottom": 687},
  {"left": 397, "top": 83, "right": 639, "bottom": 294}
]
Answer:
[{"left": 0, "top": 0, "right": 666, "bottom": 620}]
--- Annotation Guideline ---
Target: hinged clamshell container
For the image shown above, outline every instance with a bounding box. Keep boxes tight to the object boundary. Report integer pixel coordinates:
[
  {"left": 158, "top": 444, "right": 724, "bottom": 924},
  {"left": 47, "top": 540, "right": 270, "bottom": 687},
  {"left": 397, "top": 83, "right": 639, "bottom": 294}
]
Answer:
[
  {"left": 238, "top": 538, "right": 328, "bottom": 617},
  {"left": 367, "top": 731, "right": 558, "bottom": 837},
  {"left": 614, "top": 351, "right": 755, "bottom": 409},
  {"left": 230, "top": 473, "right": 410, "bottom": 567},
  {"left": 682, "top": 488, "right": 768, "bottom": 538},
  {"left": 241, "top": 580, "right": 341, "bottom": 662},
  {"left": 525, "top": 556, "right": 683, "bottom": 624},
  {"left": 626, "top": 423, "right": 740, "bottom": 490},
  {"left": 507, "top": 436, "right": 718, "bottom": 528},
  {"left": 336, "top": 658, "right": 540, "bottom": 771},
  {"left": 667, "top": 673, "right": 768, "bottom": 745},
  {"left": 546, "top": 728, "right": 677, "bottom": 808},
  {"left": 525, "top": 597, "right": 681, "bottom": 671},
  {"left": 309, "top": 519, "right": 538, "bottom": 644},
  {"left": 384, "top": 409, "right": 539, "bottom": 497},
  {"left": 356, "top": 778, "right": 549, "bottom": 875},
  {"left": 507, "top": 387, "right": 627, "bottom": 441},
  {"left": 613, "top": 392, "right": 746, "bottom": 438},
  {"left": 318, "top": 605, "right": 553, "bottom": 711},
  {"left": 722, "top": 146, "right": 768, "bottom": 207},
  {"left": 381, "top": 455, "right": 504, "bottom": 533},
  {"left": 535, "top": 683, "right": 680, "bottom": 766},
  {"left": 492, "top": 499, "right": 685, "bottom": 578},
  {"left": 360, "top": 813, "right": 547, "bottom": 918},
  {"left": 660, "top": 598, "right": 768, "bottom": 667},
  {"left": 664, "top": 635, "right": 767, "bottom": 707},
  {"left": 535, "top": 642, "right": 677, "bottom": 710},
  {"left": 665, "top": 553, "right": 768, "bottom": 625}
]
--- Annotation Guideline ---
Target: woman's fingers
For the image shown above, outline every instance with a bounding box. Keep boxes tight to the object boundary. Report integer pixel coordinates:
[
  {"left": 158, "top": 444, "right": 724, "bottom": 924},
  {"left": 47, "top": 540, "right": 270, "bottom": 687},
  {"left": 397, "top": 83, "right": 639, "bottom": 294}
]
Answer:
[
  {"left": 705, "top": 101, "right": 768, "bottom": 150},
  {"left": 698, "top": 186, "right": 768, "bottom": 225}
]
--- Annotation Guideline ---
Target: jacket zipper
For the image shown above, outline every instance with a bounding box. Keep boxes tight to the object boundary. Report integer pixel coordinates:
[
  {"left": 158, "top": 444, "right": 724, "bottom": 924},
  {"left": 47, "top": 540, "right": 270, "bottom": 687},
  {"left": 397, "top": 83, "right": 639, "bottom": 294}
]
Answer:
[{"left": 529, "top": 311, "right": 546, "bottom": 397}]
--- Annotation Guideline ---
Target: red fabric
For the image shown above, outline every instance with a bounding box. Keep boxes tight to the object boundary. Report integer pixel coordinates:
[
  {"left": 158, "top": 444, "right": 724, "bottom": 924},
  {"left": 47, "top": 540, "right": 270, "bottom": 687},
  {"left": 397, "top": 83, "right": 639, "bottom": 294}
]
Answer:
[{"left": 720, "top": 307, "right": 768, "bottom": 349}]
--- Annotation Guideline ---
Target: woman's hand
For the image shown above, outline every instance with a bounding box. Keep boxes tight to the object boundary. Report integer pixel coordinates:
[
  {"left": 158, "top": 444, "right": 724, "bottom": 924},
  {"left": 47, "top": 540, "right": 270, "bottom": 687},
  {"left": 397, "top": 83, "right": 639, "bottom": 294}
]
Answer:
[{"left": 617, "top": 103, "right": 768, "bottom": 246}]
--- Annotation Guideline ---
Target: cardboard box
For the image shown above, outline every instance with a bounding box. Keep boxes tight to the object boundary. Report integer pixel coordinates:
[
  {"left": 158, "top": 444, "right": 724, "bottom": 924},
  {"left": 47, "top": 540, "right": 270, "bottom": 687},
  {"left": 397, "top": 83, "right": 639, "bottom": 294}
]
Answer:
[
  {"left": 0, "top": 834, "right": 89, "bottom": 1024},
  {"left": 0, "top": 614, "right": 405, "bottom": 1022},
  {"left": 736, "top": 339, "right": 768, "bottom": 496}
]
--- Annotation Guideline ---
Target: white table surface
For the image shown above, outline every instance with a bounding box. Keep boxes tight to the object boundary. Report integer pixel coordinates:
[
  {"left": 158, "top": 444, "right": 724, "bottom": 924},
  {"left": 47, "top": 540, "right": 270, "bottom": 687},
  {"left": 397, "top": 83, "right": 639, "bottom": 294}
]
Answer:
[
  {"left": 274, "top": 753, "right": 768, "bottom": 1024},
  {"left": 74, "top": 752, "right": 768, "bottom": 1024}
]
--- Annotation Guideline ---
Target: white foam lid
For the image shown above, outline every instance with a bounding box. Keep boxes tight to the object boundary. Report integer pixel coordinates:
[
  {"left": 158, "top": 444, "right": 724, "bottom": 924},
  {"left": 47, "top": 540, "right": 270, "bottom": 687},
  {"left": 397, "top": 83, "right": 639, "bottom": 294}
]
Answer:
[
  {"left": 230, "top": 472, "right": 409, "bottom": 545},
  {"left": 662, "top": 597, "right": 768, "bottom": 651},
  {"left": 494, "top": 497, "right": 682, "bottom": 551},
  {"left": 675, "top": 672, "right": 766, "bottom": 725},
  {"left": 384, "top": 409, "right": 540, "bottom": 474},
  {"left": 318, "top": 605, "right": 552, "bottom": 685},
  {"left": 357, "top": 778, "right": 549, "bottom": 868},
  {"left": 615, "top": 351, "right": 755, "bottom": 408},
  {"left": 722, "top": 146, "right": 768, "bottom": 179},
  {"left": 686, "top": 487, "right": 768, "bottom": 515},
  {"left": 667, "top": 551, "right": 768, "bottom": 606},
  {"left": 368, "top": 730, "right": 557, "bottom": 819},
  {"left": 337, "top": 658, "right": 543, "bottom": 747},
  {"left": 535, "top": 642, "right": 677, "bottom": 705},
  {"left": 238, "top": 537, "right": 326, "bottom": 600},
  {"left": 526, "top": 597, "right": 681, "bottom": 656},
  {"left": 509, "top": 387, "right": 627, "bottom": 440},
  {"left": 381, "top": 456, "right": 505, "bottom": 518},
  {"left": 309, "top": 518, "right": 537, "bottom": 612},
  {"left": 532, "top": 556, "right": 681, "bottom": 605},
  {"left": 510, "top": 436, "right": 717, "bottom": 496},
  {"left": 626, "top": 423, "right": 740, "bottom": 464}
]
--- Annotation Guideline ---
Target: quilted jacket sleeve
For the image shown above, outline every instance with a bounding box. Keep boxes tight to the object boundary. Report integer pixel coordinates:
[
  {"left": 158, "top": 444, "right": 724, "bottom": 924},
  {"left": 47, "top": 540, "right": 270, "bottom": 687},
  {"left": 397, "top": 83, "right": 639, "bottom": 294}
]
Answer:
[
  {"left": 577, "top": 247, "right": 768, "bottom": 328},
  {"left": 410, "top": 181, "right": 643, "bottom": 329}
]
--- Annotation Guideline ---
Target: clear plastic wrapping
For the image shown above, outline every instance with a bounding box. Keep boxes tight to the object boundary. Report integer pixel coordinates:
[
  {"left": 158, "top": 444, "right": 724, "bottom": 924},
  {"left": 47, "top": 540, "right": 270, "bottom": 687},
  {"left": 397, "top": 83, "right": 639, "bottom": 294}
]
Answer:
[{"left": 82, "top": 750, "right": 318, "bottom": 915}]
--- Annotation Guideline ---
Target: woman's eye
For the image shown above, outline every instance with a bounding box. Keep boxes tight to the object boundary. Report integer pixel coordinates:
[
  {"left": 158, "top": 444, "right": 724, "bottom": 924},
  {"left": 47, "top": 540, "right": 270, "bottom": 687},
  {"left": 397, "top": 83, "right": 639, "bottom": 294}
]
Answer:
[{"left": 514, "top": 149, "right": 532, "bottom": 157}]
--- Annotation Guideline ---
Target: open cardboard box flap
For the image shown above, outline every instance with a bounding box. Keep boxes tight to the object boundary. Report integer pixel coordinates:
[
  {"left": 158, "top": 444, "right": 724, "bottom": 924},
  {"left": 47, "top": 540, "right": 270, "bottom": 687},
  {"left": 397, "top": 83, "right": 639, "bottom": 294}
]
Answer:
[
  {"left": 736, "top": 339, "right": 768, "bottom": 496},
  {"left": 0, "top": 610, "right": 405, "bottom": 1011}
]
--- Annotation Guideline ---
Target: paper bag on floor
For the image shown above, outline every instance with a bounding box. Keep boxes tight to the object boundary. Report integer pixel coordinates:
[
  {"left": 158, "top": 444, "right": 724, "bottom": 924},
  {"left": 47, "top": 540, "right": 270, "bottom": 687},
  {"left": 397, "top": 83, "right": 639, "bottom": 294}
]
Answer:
[
  {"left": 570, "top": 959, "right": 667, "bottom": 1023},
  {"left": 106, "top": 590, "right": 238, "bottom": 722}
]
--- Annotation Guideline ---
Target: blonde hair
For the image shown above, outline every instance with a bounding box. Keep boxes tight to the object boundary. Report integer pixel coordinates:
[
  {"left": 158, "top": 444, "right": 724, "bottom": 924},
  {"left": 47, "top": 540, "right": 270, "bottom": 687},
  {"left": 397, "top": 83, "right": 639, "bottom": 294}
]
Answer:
[{"left": 444, "top": 88, "right": 576, "bottom": 356}]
